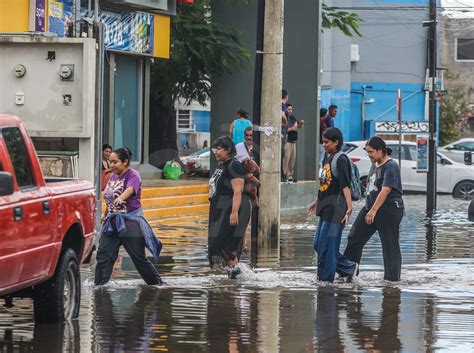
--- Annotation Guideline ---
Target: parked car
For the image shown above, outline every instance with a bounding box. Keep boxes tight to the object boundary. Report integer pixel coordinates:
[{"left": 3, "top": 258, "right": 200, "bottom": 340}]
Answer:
[
  {"left": 439, "top": 138, "right": 474, "bottom": 164},
  {"left": 0, "top": 115, "right": 96, "bottom": 322},
  {"left": 181, "top": 147, "right": 210, "bottom": 176},
  {"left": 343, "top": 140, "right": 474, "bottom": 199}
]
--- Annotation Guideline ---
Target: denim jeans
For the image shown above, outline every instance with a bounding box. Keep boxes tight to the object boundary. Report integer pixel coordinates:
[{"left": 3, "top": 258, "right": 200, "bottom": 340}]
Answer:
[{"left": 313, "top": 219, "right": 357, "bottom": 282}]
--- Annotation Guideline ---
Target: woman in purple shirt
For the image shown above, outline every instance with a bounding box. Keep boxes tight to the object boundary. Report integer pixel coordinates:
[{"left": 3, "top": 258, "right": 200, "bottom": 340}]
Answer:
[{"left": 95, "top": 148, "right": 164, "bottom": 286}]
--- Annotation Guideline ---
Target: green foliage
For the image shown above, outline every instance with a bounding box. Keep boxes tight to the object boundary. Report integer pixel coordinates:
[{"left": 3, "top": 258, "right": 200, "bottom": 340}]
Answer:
[
  {"left": 322, "top": 3, "right": 363, "bottom": 37},
  {"left": 150, "top": 1, "right": 362, "bottom": 107},
  {"left": 439, "top": 71, "right": 470, "bottom": 145},
  {"left": 150, "top": 0, "right": 251, "bottom": 107}
]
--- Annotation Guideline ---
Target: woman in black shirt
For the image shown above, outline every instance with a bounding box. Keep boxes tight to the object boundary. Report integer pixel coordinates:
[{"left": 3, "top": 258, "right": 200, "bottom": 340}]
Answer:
[
  {"left": 308, "top": 128, "right": 357, "bottom": 282},
  {"left": 208, "top": 136, "right": 251, "bottom": 279},
  {"left": 343, "top": 136, "right": 404, "bottom": 281}
]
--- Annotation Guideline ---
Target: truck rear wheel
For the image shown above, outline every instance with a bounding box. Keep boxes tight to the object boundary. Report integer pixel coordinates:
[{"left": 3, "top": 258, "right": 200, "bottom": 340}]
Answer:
[{"left": 33, "top": 249, "right": 81, "bottom": 323}]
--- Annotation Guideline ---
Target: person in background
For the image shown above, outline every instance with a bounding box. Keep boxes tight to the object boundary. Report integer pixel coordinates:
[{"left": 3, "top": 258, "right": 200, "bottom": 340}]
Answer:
[
  {"left": 319, "top": 108, "right": 328, "bottom": 166},
  {"left": 283, "top": 103, "right": 304, "bottom": 182},
  {"left": 308, "top": 128, "right": 357, "bottom": 282},
  {"left": 229, "top": 108, "right": 252, "bottom": 144},
  {"left": 235, "top": 127, "right": 260, "bottom": 208},
  {"left": 325, "top": 104, "right": 338, "bottom": 128},
  {"left": 342, "top": 136, "right": 404, "bottom": 281},
  {"left": 208, "top": 136, "right": 251, "bottom": 279},
  {"left": 102, "top": 144, "right": 113, "bottom": 191},
  {"left": 95, "top": 147, "right": 164, "bottom": 286},
  {"left": 281, "top": 89, "right": 289, "bottom": 181}
]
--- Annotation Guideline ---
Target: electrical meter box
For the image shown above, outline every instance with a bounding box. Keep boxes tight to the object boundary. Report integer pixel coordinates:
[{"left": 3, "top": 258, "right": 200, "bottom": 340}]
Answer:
[{"left": 0, "top": 37, "right": 96, "bottom": 138}]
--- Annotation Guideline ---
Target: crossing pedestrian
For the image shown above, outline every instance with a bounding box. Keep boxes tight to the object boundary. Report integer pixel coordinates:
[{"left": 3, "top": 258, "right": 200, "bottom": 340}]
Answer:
[
  {"left": 308, "top": 127, "right": 357, "bottom": 282},
  {"left": 208, "top": 136, "right": 251, "bottom": 279},
  {"left": 95, "top": 147, "right": 164, "bottom": 286},
  {"left": 342, "top": 136, "right": 404, "bottom": 281}
]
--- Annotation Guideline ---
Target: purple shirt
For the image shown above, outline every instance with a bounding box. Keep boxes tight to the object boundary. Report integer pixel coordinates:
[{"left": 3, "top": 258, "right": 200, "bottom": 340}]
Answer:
[{"left": 104, "top": 168, "right": 142, "bottom": 213}]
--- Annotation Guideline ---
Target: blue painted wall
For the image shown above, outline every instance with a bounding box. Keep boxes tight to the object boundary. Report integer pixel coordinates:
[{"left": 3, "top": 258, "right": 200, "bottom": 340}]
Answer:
[{"left": 193, "top": 110, "right": 210, "bottom": 132}]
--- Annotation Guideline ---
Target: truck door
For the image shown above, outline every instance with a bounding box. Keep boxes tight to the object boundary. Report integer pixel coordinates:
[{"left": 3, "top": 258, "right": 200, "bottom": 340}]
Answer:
[
  {"left": 1, "top": 127, "right": 54, "bottom": 283},
  {"left": 0, "top": 140, "right": 21, "bottom": 290}
]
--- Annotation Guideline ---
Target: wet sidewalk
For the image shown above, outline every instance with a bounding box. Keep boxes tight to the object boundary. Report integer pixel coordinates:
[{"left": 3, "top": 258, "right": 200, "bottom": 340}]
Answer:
[{"left": 0, "top": 195, "right": 473, "bottom": 352}]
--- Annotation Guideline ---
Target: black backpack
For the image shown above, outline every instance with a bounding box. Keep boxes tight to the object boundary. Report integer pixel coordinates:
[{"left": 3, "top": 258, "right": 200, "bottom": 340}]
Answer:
[{"left": 330, "top": 151, "right": 362, "bottom": 201}]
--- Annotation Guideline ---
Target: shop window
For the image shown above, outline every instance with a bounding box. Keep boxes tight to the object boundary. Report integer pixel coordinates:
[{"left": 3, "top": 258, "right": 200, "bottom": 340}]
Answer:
[{"left": 176, "top": 109, "right": 194, "bottom": 130}]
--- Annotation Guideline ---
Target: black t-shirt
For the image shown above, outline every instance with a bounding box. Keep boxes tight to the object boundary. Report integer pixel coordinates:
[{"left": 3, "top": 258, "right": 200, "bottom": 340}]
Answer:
[
  {"left": 281, "top": 103, "right": 289, "bottom": 140},
  {"left": 209, "top": 158, "right": 247, "bottom": 201},
  {"left": 317, "top": 154, "right": 351, "bottom": 223},
  {"left": 287, "top": 115, "right": 299, "bottom": 143},
  {"left": 366, "top": 159, "right": 404, "bottom": 210}
]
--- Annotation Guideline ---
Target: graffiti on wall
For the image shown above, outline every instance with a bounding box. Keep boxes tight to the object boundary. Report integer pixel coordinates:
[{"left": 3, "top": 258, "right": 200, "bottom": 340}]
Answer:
[{"left": 376, "top": 121, "right": 429, "bottom": 134}]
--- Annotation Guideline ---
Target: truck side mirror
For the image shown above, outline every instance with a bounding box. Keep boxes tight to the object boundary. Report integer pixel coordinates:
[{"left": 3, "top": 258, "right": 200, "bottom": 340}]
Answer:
[
  {"left": 464, "top": 151, "right": 472, "bottom": 165},
  {"left": 0, "top": 172, "right": 14, "bottom": 196}
]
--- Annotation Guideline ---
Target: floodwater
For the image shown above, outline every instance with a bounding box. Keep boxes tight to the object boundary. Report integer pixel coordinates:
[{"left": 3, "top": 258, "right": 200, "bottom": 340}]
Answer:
[{"left": 1, "top": 196, "right": 473, "bottom": 352}]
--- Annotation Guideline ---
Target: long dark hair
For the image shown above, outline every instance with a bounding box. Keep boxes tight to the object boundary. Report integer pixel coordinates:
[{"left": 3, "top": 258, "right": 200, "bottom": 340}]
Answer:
[
  {"left": 113, "top": 147, "right": 132, "bottom": 166},
  {"left": 212, "top": 136, "right": 236, "bottom": 158},
  {"left": 323, "top": 127, "right": 344, "bottom": 152},
  {"left": 366, "top": 136, "right": 392, "bottom": 156}
]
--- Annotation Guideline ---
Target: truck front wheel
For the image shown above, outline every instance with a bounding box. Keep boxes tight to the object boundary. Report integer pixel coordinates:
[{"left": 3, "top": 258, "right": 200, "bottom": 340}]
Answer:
[{"left": 33, "top": 249, "right": 81, "bottom": 323}]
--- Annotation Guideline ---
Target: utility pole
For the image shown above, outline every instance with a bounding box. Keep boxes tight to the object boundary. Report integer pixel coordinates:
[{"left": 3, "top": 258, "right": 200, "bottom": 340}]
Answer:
[
  {"left": 426, "top": 0, "right": 437, "bottom": 213},
  {"left": 257, "top": 0, "right": 284, "bottom": 259}
]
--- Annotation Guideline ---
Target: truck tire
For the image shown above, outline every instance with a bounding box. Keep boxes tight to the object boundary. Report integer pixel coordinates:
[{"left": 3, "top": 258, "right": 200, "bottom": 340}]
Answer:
[
  {"left": 453, "top": 181, "right": 474, "bottom": 200},
  {"left": 33, "top": 249, "right": 81, "bottom": 323}
]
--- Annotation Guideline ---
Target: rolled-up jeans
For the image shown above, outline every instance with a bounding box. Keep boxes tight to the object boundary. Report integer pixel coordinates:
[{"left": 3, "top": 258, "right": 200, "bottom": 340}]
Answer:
[{"left": 313, "top": 219, "right": 357, "bottom": 282}]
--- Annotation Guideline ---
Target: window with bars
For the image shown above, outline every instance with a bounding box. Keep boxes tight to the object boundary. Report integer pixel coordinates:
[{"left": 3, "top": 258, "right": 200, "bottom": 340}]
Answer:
[{"left": 176, "top": 109, "right": 193, "bottom": 130}]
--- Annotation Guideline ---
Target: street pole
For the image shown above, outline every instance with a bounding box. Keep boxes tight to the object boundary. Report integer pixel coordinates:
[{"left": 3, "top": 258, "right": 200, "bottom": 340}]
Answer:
[
  {"left": 427, "top": 0, "right": 437, "bottom": 213},
  {"left": 257, "top": 0, "right": 284, "bottom": 259},
  {"left": 397, "top": 89, "right": 402, "bottom": 168}
]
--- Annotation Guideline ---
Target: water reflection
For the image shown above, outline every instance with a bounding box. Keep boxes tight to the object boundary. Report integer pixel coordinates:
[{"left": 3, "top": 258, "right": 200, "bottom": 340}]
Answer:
[
  {"left": 0, "top": 319, "right": 80, "bottom": 353},
  {"left": 0, "top": 196, "right": 472, "bottom": 352},
  {"left": 94, "top": 287, "right": 163, "bottom": 352}
]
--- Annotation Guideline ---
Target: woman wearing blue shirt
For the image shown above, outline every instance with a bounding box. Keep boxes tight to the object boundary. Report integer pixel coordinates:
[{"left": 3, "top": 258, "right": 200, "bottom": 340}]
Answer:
[{"left": 229, "top": 108, "right": 252, "bottom": 144}]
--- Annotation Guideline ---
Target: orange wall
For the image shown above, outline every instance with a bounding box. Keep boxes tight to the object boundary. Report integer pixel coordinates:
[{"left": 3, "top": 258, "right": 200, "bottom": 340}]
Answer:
[
  {"left": 153, "top": 14, "right": 170, "bottom": 59},
  {"left": 0, "top": 0, "right": 30, "bottom": 32}
]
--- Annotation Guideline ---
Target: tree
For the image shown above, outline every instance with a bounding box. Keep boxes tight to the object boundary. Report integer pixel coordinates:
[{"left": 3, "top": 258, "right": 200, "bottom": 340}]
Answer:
[
  {"left": 322, "top": 3, "right": 363, "bottom": 37},
  {"left": 439, "top": 71, "right": 470, "bottom": 145},
  {"left": 149, "top": 1, "right": 363, "bottom": 168},
  {"left": 149, "top": 0, "right": 250, "bottom": 167}
]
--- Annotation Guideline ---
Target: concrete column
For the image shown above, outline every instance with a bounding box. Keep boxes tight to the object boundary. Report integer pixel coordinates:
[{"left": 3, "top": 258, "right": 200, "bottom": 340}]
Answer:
[{"left": 256, "top": 0, "right": 284, "bottom": 256}]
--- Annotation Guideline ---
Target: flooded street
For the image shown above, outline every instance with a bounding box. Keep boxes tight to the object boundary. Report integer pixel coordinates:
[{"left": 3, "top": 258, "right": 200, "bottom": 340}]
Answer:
[{"left": 1, "top": 195, "right": 473, "bottom": 352}]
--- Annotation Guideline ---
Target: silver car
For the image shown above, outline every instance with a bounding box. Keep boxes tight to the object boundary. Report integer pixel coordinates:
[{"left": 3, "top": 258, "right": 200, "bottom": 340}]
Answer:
[{"left": 439, "top": 138, "right": 474, "bottom": 164}]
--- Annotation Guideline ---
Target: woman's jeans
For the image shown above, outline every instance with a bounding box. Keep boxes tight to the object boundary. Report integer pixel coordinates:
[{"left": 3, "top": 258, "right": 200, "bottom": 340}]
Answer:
[
  {"left": 313, "top": 219, "right": 357, "bottom": 282},
  {"left": 343, "top": 205, "right": 404, "bottom": 281},
  {"left": 95, "top": 220, "right": 163, "bottom": 285}
]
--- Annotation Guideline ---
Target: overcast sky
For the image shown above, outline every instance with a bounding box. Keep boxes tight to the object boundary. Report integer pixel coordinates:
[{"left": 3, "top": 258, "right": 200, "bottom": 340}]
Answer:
[{"left": 442, "top": 0, "right": 474, "bottom": 18}]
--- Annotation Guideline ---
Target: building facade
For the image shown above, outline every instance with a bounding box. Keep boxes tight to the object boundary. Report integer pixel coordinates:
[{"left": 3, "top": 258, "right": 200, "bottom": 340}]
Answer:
[
  {"left": 322, "top": 0, "right": 432, "bottom": 142},
  {"left": 0, "top": 0, "right": 175, "bottom": 181}
]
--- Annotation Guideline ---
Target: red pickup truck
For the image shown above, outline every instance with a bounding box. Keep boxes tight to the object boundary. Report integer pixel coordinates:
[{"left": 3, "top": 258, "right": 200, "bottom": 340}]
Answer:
[{"left": 0, "top": 115, "right": 96, "bottom": 322}]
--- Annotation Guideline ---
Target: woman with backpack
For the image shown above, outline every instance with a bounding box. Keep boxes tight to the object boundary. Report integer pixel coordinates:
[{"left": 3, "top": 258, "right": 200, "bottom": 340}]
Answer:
[
  {"left": 308, "top": 127, "right": 358, "bottom": 282},
  {"left": 342, "top": 136, "right": 404, "bottom": 281}
]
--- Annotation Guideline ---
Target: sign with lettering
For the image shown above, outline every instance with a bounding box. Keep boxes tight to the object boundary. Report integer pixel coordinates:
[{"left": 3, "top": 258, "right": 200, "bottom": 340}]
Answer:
[
  {"left": 376, "top": 121, "right": 429, "bottom": 134},
  {"left": 48, "top": 0, "right": 73, "bottom": 37},
  {"left": 416, "top": 135, "right": 429, "bottom": 172},
  {"left": 99, "top": 8, "right": 154, "bottom": 56},
  {"left": 35, "top": 0, "right": 46, "bottom": 32}
]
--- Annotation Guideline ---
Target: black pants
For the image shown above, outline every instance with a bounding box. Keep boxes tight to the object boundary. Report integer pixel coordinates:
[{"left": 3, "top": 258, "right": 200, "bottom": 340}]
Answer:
[
  {"left": 343, "top": 204, "right": 404, "bottom": 281},
  {"left": 94, "top": 221, "right": 163, "bottom": 285}
]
